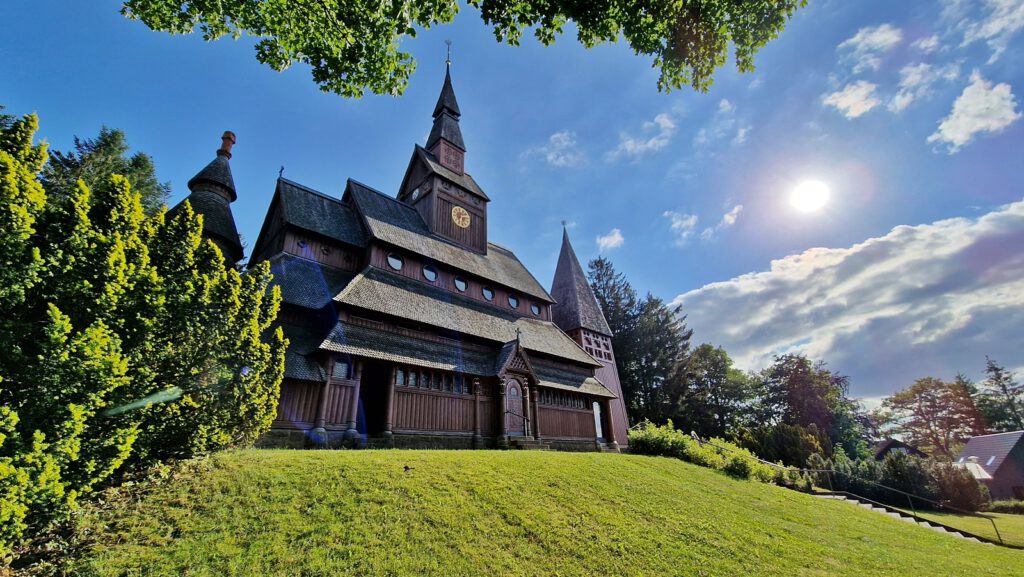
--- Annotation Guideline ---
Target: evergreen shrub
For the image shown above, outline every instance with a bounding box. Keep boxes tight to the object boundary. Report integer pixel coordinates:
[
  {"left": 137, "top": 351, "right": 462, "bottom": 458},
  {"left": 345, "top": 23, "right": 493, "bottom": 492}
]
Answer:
[{"left": 628, "top": 421, "right": 776, "bottom": 482}]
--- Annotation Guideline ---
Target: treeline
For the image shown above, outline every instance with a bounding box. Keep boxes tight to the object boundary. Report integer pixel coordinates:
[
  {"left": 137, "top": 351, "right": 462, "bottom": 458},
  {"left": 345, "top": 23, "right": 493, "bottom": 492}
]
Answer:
[
  {"left": 588, "top": 257, "right": 1024, "bottom": 466},
  {"left": 0, "top": 109, "right": 286, "bottom": 559}
]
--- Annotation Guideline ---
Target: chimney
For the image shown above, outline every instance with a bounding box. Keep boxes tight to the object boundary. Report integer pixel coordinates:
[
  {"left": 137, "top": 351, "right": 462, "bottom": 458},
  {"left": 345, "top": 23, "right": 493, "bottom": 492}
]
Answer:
[{"left": 219, "top": 131, "right": 236, "bottom": 159}]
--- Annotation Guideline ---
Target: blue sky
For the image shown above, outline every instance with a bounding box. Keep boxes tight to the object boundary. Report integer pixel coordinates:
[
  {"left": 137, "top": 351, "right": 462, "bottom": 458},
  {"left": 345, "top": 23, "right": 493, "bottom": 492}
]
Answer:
[{"left": 3, "top": 0, "right": 1023, "bottom": 400}]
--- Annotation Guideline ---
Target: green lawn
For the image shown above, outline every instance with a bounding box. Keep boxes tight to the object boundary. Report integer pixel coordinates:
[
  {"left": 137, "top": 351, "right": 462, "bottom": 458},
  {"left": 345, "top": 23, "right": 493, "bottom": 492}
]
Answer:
[
  {"left": 76, "top": 450, "right": 1024, "bottom": 576},
  {"left": 913, "top": 510, "right": 1024, "bottom": 548}
]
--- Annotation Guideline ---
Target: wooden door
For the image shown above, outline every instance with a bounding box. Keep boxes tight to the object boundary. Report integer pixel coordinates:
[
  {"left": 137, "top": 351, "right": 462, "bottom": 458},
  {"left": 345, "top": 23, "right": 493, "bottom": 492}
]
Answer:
[{"left": 505, "top": 380, "right": 525, "bottom": 436}]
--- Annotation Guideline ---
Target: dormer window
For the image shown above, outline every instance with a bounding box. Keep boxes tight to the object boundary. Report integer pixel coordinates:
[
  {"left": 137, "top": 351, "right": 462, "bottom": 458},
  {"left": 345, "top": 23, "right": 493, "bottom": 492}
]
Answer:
[{"left": 387, "top": 254, "right": 404, "bottom": 271}]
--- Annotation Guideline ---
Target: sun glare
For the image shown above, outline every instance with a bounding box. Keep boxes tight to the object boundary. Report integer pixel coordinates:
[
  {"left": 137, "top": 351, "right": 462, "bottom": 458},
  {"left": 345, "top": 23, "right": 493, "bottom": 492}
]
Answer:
[{"left": 790, "top": 180, "right": 830, "bottom": 213}]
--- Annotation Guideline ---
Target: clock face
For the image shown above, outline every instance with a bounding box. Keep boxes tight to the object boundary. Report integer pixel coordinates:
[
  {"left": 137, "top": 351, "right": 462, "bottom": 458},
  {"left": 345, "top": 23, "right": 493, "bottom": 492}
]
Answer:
[{"left": 451, "top": 205, "right": 471, "bottom": 229}]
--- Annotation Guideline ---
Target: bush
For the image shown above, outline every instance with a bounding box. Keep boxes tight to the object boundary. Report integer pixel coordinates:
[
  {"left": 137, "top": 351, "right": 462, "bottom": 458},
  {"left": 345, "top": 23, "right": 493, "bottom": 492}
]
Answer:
[
  {"left": 628, "top": 421, "right": 776, "bottom": 483},
  {"left": 987, "top": 500, "right": 1024, "bottom": 515},
  {"left": 929, "top": 462, "right": 989, "bottom": 511}
]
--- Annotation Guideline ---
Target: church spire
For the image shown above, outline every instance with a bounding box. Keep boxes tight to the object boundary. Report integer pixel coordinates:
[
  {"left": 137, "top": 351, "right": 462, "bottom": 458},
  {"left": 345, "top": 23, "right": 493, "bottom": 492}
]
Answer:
[
  {"left": 426, "top": 61, "right": 466, "bottom": 155},
  {"left": 173, "top": 131, "right": 244, "bottom": 265},
  {"left": 550, "top": 228, "right": 613, "bottom": 336}
]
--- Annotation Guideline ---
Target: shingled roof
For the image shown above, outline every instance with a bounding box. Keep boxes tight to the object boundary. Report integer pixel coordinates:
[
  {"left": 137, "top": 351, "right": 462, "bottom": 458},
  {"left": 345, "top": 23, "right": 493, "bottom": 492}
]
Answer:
[
  {"left": 320, "top": 321, "right": 496, "bottom": 376},
  {"left": 335, "top": 266, "right": 598, "bottom": 367},
  {"left": 278, "top": 322, "right": 328, "bottom": 382},
  {"left": 957, "top": 431, "right": 1024, "bottom": 475},
  {"left": 415, "top": 145, "right": 489, "bottom": 200},
  {"left": 276, "top": 178, "right": 367, "bottom": 248},
  {"left": 532, "top": 359, "right": 616, "bottom": 398},
  {"left": 187, "top": 151, "right": 236, "bottom": 201},
  {"left": 426, "top": 66, "right": 465, "bottom": 151},
  {"left": 550, "top": 229, "right": 612, "bottom": 336},
  {"left": 168, "top": 190, "right": 243, "bottom": 264},
  {"left": 346, "top": 180, "right": 551, "bottom": 302},
  {"left": 267, "top": 253, "right": 356, "bottom": 310}
]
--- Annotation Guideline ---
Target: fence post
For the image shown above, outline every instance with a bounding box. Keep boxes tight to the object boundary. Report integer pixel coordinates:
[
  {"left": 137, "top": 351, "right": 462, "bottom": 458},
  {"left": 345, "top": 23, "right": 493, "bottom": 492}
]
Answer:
[{"left": 905, "top": 494, "right": 916, "bottom": 518}]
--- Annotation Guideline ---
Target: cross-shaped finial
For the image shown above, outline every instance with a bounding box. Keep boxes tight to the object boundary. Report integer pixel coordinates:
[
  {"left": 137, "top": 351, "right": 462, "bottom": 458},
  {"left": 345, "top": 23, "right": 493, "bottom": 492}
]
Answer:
[
  {"left": 515, "top": 328, "right": 522, "bottom": 343},
  {"left": 561, "top": 219, "right": 567, "bottom": 227},
  {"left": 445, "top": 39, "right": 452, "bottom": 67}
]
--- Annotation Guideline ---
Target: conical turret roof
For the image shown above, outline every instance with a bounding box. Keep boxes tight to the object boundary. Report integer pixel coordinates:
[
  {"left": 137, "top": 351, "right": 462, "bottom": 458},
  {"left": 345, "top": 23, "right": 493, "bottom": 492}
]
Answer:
[{"left": 550, "top": 229, "right": 613, "bottom": 336}]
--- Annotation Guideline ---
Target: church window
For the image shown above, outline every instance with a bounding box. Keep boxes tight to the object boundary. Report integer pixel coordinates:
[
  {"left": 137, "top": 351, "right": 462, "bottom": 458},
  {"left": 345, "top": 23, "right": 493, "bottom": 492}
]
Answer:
[
  {"left": 422, "top": 265, "right": 438, "bottom": 282},
  {"left": 408, "top": 371, "right": 418, "bottom": 387},
  {"left": 508, "top": 295, "right": 519, "bottom": 309},
  {"left": 454, "top": 277, "right": 467, "bottom": 292},
  {"left": 482, "top": 287, "right": 495, "bottom": 301},
  {"left": 387, "top": 253, "right": 404, "bottom": 270},
  {"left": 396, "top": 368, "right": 406, "bottom": 386},
  {"left": 332, "top": 360, "right": 349, "bottom": 379},
  {"left": 530, "top": 303, "right": 541, "bottom": 316}
]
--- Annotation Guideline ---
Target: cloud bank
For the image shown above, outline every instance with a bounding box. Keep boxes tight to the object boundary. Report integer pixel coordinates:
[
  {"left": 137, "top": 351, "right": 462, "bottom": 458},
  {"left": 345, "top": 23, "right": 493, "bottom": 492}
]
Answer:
[{"left": 673, "top": 200, "right": 1024, "bottom": 398}]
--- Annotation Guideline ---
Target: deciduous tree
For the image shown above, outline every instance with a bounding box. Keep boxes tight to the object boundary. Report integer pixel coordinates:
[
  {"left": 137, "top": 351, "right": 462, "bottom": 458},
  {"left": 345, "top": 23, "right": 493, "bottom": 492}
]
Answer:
[
  {"left": 121, "top": 0, "right": 807, "bottom": 97},
  {"left": 882, "top": 375, "right": 987, "bottom": 459},
  {"left": 976, "top": 357, "right": 1023, "bottom": 432}
]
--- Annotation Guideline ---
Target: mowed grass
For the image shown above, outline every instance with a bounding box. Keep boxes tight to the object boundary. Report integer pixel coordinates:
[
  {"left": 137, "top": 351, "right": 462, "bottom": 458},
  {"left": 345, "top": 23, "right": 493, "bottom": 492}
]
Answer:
[
  {"left": 77, "top": 450, "right": 1024, "bottom": 577},
  {"left": 913, "top": 510, "right": 1024, "bottom": 548}
]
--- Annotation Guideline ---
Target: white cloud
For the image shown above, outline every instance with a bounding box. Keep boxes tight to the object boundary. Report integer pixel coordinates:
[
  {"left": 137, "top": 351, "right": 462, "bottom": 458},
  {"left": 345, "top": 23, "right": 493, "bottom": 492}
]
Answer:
[
  {"left": 838, "top": 23, "right": 903, "bottom": 73},
  {"left": 663, "top": 211, "right": 699, "bottom": 246},
  {"left": 888, "top": 62, "right": 960, "bottom": 112},
  {"left": 693, "top": 99, "right": 752, "bottom": 148},
  {"left": 960, "top": 0, "right": 1024, "bottom": 63},
  {"left": 928, "top": 71, "right": 1022, "bottom": 153},
  {"left": 606, "top": 113, "right": 676, "bottom": 161},
  {"left": 595, "top": 228, "right": 625, "bottom": 252},
  {"left": 823, "top": 81, "right": 881, "bottom": 118},
  {"left": 522, "top": 130, "right": 586, "bottom": 167},
  {"left": 911, "top": 34, "right": 941, "bottom": 54},
  {"left": 700, "top": 205, "right": 744, "bottom": 241},
  {"left": 673, "top": 200, "right": 1024, "bottom": 398}
]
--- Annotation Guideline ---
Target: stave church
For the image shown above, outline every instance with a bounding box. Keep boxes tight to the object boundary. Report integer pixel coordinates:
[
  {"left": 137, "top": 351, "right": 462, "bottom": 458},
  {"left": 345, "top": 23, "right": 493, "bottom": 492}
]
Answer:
[{"left": 172, "top": 66, "right": 629, "bottom": 451}]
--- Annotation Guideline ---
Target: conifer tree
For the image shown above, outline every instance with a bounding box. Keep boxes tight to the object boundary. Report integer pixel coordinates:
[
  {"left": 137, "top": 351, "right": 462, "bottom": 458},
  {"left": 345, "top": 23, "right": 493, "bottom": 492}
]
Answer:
[{"left": 977, "top": 356, "right": 1024, "bottom": 432}]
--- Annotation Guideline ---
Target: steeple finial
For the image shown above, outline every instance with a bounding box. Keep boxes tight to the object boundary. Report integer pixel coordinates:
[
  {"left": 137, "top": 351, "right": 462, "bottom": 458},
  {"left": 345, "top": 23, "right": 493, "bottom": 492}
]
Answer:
[{"left": 445, "top": 39, "right": 452, "bottom": 68}]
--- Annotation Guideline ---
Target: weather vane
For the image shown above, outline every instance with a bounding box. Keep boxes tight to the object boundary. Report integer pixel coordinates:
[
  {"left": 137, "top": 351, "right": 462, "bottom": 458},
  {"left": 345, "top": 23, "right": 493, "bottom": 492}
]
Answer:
[
  {"left": 279, "top": 166, "right": 285, "bottom": 178},
  {"left": 561, "top": 219, "right": 567, "bottom": 227},
  {"left": 445, "top": 39, "right": 452, "bottom": 66}
]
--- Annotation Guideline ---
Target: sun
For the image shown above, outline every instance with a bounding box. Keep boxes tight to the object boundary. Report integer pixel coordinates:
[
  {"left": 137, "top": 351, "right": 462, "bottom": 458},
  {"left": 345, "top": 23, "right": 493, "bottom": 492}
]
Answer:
[{"left": 790, "top": 180, "right": 830, "bottom": 213}]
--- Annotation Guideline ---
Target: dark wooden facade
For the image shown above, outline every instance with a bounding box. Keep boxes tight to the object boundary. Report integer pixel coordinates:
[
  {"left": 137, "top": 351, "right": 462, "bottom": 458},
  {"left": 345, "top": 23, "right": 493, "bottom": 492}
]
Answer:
[{"left": 236, "top": 66, "right": 628, "bottom": 452}]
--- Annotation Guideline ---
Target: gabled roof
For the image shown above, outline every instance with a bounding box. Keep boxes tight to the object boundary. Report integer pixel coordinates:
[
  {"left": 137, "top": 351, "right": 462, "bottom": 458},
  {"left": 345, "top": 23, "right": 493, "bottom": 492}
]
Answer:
[
  {"left": 267, "top": 253, "right": 356, "bottom": 310},
  {"left": 320, "top": 321, "right": 496, "bottom": 376},
  {"left": 334, "top": 266, "right": 598, "bottom": 367},
  {"left": 532, "top": 359, "right": 616, "bottom": 398},
  {"left": 276, "top": 178, "right": 367, "bottom": 247},
  {"left": 550, "top": 229, "right": 612, "bottom": 336},
  {"left": 414, "top": 145, "right": 488, "bottom": 200},
  {"left": 346, "top": 180, "right": 550, "bottom": 302},
  {"left": 957, "top": 431, "right": 1024, "bottom": 476},
  {"left": 874, "top": 439, "right": 928, "bottom": 460}
]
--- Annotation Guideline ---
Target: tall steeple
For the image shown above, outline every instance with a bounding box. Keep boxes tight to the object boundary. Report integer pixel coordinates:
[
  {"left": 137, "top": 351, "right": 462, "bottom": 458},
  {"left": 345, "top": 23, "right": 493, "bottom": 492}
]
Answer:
[
  {"left": 171, "top": 131, "right": 244, "bottom": 265},
  {"left": 426, "top": 62, "right": 466, "bottom": 174},
  {"left": 550, "top": 228, "right": 613, "bottom": 336}
]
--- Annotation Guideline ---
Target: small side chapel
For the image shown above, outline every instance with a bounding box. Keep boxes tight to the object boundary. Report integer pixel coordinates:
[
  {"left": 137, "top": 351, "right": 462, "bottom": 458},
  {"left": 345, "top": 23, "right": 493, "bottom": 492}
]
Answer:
[{"left": 172, "top": 66, "right": 630, "bottom": 451}]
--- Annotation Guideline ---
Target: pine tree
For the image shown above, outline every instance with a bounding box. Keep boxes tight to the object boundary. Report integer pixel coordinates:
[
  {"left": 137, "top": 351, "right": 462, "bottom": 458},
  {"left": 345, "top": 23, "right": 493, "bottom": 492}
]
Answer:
[{"left": 978, "top": 356, "right": 1024, "bottom": 432}]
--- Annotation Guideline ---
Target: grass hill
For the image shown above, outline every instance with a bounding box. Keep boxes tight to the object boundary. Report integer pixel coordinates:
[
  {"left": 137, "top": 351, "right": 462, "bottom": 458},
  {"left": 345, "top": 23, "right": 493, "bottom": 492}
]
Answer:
[{"left": 76, "top": 450, "right": 1023, "bottom": 576}]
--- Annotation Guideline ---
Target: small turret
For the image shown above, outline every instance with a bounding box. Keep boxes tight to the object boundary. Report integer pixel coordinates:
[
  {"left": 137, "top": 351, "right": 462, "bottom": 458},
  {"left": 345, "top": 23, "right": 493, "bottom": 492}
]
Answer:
[{"left": 170, "top": 131, "right": 244, "bottom": 265}]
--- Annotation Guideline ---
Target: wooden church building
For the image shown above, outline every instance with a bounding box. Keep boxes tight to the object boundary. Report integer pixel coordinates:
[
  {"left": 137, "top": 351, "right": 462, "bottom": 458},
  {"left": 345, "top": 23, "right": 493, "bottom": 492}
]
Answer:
[{"left": 175, "top": 67, "right": 629, "bottom": 451}]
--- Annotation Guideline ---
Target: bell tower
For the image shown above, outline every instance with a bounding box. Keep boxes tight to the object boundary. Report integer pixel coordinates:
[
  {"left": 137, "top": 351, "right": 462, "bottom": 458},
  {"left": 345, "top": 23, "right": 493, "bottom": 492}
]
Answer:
[{"left": 397, "top": 61, "right": 490, "bottom": 253}]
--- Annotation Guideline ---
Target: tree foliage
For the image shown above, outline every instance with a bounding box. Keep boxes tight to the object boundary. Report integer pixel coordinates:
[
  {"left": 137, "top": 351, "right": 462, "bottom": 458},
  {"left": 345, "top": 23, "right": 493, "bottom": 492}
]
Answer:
[
  {"left": 42, "top": 126, "right": 170, "bottom": 216},
  {"left": 976, "top": 357, "right": 1023, "bottom": 433},
  {"left": 677, "top": 344, "right": 756, "bottom": 438},
  {"left": 587, "top": 257, "right": 691, "bottom": 424},
  {"left": 121, "top": 0, "right": 807, "bottom": 97},
  {"left": 879, "top": 375, "right": 987, "bottom": 459},
  {"left": 0, "top": 110, "right": 285, "bottom": 558}
]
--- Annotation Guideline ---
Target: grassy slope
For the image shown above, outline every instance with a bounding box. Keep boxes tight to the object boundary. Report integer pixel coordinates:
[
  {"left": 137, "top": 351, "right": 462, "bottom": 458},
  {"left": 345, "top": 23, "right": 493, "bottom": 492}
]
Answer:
[
  {"left": 914, "top": 511, "right": 1024, "bottom": 548},
  {"left": 78, "top": 450, "right": 1024, "bottom": 577}
]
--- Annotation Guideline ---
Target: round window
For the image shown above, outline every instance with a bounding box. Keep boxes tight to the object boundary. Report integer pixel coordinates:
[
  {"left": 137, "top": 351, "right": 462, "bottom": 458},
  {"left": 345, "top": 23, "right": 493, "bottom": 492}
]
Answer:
[
  {"left": 508, "top": 295, "right": 519, "bottom": 309},
  {"left": 530, "top": 303, "right": 541, "bottom": 316},
  {"left": 454, "top": 277, "right": 467, "bottom": 292},
  {"left": 482, "top": 287, "right": 495, "bottom": 301},
  {"left": 386, "top": 254, "right": 403, "bottom": 270},
  {"left": 422, "top": 265, "right": 438, "bottom": 282}
]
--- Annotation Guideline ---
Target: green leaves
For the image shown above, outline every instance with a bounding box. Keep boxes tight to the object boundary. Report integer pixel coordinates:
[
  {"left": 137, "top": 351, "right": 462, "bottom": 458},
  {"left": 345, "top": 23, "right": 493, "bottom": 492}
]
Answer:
[{"left": 121, "top": 0, "right": 804, "bottom": 96}]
